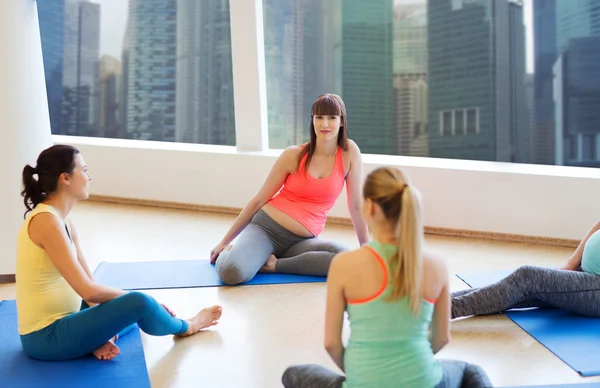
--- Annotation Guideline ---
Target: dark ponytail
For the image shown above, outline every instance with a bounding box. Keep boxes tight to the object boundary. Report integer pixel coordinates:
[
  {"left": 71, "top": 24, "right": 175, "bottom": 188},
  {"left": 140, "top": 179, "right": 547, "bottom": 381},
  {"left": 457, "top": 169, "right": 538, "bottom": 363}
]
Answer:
[
  {"left": 21, "top": 145, "right": 80, "bottom": 217},
  {"left": 21, "top": 165, "right": 45, "bottom": 216}
]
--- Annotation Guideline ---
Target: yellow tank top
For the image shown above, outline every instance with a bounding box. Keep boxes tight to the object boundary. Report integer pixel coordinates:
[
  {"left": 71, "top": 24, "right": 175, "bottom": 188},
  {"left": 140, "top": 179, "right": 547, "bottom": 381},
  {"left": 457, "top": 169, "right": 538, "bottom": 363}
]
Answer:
[{"left": 16, "top": 203, "right": 82, "bottom": 335}]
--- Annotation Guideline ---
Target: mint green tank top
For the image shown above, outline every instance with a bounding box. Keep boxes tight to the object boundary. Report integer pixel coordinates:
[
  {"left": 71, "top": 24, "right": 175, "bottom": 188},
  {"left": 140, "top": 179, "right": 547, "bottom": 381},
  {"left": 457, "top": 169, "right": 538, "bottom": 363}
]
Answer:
[
  {"left": 582, "top": 230, "right": 600, "bottom": 275},
  {"left": 342, "top": 240, "right": 443, "bottom": 388}
]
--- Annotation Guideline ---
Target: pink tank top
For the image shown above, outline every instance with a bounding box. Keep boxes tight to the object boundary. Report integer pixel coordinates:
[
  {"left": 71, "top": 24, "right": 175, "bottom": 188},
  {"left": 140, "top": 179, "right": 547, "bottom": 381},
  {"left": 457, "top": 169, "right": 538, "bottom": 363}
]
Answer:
[{"left": 267, "top": 147, "right": 345, "bottom": 236}]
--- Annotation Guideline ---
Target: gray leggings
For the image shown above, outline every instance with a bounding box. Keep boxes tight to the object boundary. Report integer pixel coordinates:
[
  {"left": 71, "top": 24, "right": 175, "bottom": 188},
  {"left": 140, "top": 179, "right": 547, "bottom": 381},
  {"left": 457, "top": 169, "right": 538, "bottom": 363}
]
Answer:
[
  {"left": 452, "top": 265, "right": 600, "bottom": 319},
  {"left": 281, "top": 360, "right": 493, "bottom": 388},
  {"left": 215, "top": 210, "right": 347, "bottom": 285}
]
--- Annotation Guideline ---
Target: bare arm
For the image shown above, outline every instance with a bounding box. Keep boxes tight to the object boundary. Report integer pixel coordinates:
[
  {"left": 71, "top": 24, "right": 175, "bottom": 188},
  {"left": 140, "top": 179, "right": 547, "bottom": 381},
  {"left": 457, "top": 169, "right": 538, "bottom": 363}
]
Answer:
[
  {"left": 345, "top": 141, "right": 369, "bottom": 246},
  {"left": 29, "top": 213, "right": 126, "bottom": 304},
  {"left": 563, "top": 220, "right": 600, "bottom": 270},
  {"left": 428, "top": 258, "right": 451, "bottom": 354},
  {"left": 324, "top": 254, "right": 347, "bottom": 372},
  {"left": 67, "top": 220, "right": 94, "bottom": 280},
  {"left": 210, "top": 147, "right": 298, "bottom": 262},
  {"left": 67, "top": 220, "right": 98, "bottom": 306}
]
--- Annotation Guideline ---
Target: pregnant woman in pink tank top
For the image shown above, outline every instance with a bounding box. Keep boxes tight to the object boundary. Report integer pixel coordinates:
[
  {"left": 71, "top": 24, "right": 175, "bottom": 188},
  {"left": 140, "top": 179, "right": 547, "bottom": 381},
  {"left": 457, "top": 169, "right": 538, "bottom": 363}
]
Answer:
[{"left": 210, "top": 94, "right": 369, "bottom": 285}]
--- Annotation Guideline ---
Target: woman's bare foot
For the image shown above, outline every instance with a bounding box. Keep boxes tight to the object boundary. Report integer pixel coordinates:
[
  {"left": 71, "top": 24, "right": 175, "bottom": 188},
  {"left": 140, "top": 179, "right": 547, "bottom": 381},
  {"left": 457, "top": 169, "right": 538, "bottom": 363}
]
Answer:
[
  {"left": 93, "top": 337, "right": 120, "bottom": 360},
  {"left": 178, "top": 305, "right": 223, "bottom": 337},
  {"left": 259, "top": 254, "right": 277, "bottom": 273}
]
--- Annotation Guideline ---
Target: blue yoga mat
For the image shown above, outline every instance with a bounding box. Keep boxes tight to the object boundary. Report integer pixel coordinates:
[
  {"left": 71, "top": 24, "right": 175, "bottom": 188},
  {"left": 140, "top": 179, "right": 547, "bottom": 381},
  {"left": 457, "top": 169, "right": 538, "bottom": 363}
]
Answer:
[
  {"left": 0, "top": 300, "right": 151, "bottom": 388},
  {"left": 456, "top": 269, "right": 600, "bottom": 377},
  {"left": 93, "top": 259, "right": 326, "bottom": 290}
]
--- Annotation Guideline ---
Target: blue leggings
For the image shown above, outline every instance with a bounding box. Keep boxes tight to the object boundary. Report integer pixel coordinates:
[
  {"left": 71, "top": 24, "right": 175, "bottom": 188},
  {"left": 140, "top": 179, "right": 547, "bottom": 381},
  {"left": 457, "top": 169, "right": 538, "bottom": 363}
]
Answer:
[{"left": 20, "top": 292, "right": 189, "bottom": 361}]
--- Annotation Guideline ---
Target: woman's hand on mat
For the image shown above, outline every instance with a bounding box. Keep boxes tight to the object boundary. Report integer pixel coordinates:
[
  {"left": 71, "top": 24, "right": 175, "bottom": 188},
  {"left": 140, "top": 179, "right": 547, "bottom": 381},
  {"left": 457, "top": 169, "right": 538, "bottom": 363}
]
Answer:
[
  {"left": 161, "top": 304, "right": 176, "bottom": 317},
  {"left": 210, "top": 243, "right": 231, "bottom": 263}
]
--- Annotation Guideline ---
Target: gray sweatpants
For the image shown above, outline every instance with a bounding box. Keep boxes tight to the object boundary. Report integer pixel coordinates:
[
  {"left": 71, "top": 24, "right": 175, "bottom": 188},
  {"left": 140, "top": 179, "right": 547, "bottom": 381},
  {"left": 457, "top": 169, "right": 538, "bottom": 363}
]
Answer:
[
  {"left": 281, "top": 360, "right": 493, "bottom": 388},
  {"left": 452, "top": 265, "right": 600, "bottom": 319},
  {"left": 215, "top": 210, "right": 347, "bottom": 285}
]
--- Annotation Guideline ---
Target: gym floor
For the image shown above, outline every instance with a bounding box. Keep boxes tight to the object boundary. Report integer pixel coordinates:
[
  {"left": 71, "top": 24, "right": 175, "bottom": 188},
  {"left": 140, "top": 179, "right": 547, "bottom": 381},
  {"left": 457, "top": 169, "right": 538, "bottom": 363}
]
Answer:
[{"left": 0, "top": 201, "right": 596, "bottom": 387}]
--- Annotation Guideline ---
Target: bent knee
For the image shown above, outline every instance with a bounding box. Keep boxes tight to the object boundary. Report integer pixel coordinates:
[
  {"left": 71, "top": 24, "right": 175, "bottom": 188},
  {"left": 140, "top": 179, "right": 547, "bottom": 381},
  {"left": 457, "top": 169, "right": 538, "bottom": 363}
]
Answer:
[
  {"left": 512, "top": 265, "right": 539, "bottom": 279},
  {"left": 462, "top": 363, "right": 493, "bottom": 387},
  {"left": 122, "top": 291, "right": 155, "bottom": 311},
  {"left": 281, "top": 365, "right": 309, "bottom": 388},
  {"left": 217, "top": 262, "right": 250, "bottom": 285}
]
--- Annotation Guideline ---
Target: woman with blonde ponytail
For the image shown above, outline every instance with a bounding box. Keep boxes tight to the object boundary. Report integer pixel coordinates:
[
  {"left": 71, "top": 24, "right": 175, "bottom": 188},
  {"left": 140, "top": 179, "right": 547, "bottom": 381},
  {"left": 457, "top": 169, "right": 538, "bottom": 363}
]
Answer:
[{"left": 282, "top": 167, "right": 492, "bottom": 388}]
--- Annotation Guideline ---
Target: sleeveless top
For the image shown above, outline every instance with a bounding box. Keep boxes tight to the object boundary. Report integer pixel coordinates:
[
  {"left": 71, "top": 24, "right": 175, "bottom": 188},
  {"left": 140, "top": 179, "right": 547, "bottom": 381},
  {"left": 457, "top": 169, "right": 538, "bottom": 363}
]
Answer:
[
  {"left": 16, "top": 203, "right": 81, "bottom": 335},
  {"left": 343, "top": 240, "right": 443, "bottom": 388},
  {"left": 582, "top": 229, "right": 600, "bottom": 275},
  {"left": 267, "top": 146, "right": 345, "bottom": 236}
]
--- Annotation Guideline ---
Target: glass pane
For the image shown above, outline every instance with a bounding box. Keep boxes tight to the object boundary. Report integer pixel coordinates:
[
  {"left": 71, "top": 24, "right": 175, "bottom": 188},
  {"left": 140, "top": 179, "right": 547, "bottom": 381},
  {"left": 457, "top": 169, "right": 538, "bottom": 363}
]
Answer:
[
  {"left": 262, "top": 0, "right": 600, "bottom": 168},
  {"left": 455, "top": 109, "right": 464, "bottom": 134},
  {"left": 442, "top": 111, "right": 453, "bottom": 136},
  {"left": 466, "top": 108, "right": 477, "bottom": 134},
  {"left": 38, "top": 0, "right": 236, "bottom": 145}
]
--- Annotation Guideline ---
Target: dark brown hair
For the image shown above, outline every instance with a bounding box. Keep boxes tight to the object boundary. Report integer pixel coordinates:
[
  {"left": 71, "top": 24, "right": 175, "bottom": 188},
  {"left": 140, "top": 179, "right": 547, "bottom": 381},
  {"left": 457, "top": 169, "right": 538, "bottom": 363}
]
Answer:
[
  {"left": 297, "top": 93, "right": 349, "bottom": 172},
  {"left": 21, "top": 144, "right": 80, "bottom": 217}
]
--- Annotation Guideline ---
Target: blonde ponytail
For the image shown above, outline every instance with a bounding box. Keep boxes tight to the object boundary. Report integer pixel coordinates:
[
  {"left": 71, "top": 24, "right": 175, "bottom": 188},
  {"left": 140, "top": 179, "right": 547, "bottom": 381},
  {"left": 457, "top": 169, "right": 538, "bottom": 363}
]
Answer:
[
  {"left": 389, "top": 186, "right": 423, "bottom": 315},
  {"left": 363, "top": 167, "right": 425, "bottom": 315}
]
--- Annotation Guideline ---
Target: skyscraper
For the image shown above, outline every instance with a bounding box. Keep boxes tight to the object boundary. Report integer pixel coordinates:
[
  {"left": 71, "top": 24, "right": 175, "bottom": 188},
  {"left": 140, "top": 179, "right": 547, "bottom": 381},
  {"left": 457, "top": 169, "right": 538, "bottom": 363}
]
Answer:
[
  {"left": 78, "top": 1, "right": 101, "bottom": 137},
  {"left": 99, "top": 55, "right": 121, "bottom": 138},
  {"left": 37, "top": 0, "right": 64, "bottom": 135},
  {"left": 126, "top": 0, "right": 177, "bottom": 142},
  {"left": 393, "top": 1, "right": 428, "bottom": 157},
  {"left": 427, "top": 0, "right": 527, "bottom": 162},
  {"left": 176, "top": 0, "right": 236, "bottom": 145},
  {"left": 532, "top": 0, "right": 556, "bottom": 165},
  {"left": 61, "top": 0, "right": 100, "bottom": 137},
  {"left": 262, "top": 0, "right": 340, "bottom": 149},
  {"left": 533, "top": 0, "right": 600, "bottom": 165},
  {"left": 554, "top": 36, "right": 600, "bottom": 167},
  {"left": 509, "top": 0, "right": 530, "bottom": 163},
  {"left": 342, "top": 0, "right": 395, "bottom": 155}
]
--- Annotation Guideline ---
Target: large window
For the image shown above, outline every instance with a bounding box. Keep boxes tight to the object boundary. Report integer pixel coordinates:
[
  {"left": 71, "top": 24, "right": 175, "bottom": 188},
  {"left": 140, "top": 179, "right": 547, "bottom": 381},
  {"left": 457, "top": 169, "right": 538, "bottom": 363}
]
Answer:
[
  {"left": 37, "top": 0, "right": 236, "bottom": 145},
  {"left": 262, "top": 0, "right": 600, "bottom": 167},
  {"left": 38, "top": 0, "right": 600, "bottom": 169}
]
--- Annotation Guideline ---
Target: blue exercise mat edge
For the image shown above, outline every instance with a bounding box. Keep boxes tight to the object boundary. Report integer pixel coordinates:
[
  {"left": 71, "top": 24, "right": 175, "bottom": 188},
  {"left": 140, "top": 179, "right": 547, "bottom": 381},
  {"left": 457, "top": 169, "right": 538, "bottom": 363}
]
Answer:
[
  {"left": 0, "top": 299, "right": 151, "bottom": 388},
  {"left": 93, "top": 259, "right": 326, "bottom": 290}
]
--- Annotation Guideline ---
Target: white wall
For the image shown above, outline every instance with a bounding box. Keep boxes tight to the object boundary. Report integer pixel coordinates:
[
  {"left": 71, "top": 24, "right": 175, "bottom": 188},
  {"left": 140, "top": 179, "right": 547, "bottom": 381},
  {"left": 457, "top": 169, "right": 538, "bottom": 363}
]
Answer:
[
  {"left": 0, "top": 1, "right": 54, "bottom": 276},
  {"left": 59, "top": 136, "right": 600, "bottom": 242}
]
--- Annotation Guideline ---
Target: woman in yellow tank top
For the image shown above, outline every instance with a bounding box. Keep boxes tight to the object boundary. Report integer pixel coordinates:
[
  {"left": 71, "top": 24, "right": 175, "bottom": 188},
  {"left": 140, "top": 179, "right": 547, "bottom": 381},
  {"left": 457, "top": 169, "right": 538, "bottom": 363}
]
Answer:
[
  {"left": 16, "top": 145, "right": 222, "bottom": 361},
  {"left": 281, "top": 167, "right": 493, "bottom": 388}
]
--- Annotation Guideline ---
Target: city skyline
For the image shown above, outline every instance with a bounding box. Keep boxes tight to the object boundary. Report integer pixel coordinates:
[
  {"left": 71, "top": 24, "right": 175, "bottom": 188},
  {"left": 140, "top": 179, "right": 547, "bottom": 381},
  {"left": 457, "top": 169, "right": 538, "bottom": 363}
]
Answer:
[
  {"left": 88, "top": 0, "right": 537, "bottom": 74},
  {"left": 37, "top": 0, "right": 600, "bottom": 168}
]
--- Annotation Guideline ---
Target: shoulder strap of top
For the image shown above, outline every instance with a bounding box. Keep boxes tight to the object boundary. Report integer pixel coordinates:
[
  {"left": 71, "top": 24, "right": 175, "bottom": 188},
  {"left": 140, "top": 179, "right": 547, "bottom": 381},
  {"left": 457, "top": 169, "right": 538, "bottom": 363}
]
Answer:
[{"left": 27, "top": 204, "right": 73, "bottom": 243}]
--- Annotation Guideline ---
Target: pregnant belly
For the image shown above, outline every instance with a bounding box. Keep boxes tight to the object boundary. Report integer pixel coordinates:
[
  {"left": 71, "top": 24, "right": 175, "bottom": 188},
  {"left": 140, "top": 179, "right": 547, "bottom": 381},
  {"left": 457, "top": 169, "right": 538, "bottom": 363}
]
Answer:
[{"left": 261, "top": 204, "right": 314, "bottom": 238}]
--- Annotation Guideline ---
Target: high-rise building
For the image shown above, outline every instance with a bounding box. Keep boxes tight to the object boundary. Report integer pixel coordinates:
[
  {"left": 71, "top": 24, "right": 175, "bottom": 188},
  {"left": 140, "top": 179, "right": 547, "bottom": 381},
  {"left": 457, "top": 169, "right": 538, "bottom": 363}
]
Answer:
[
  {"left": 119, "top": 20, "right": 130, "bottom": 139},
  {"left": 509, "top": 0, "right": 530, "bottom": 163},
  {"left": 61, "top": 0, "right": 100, "bottom": 137},
  {"left": 342, "top": 0, "right": 395, "bottom": 155},
  {"left": 533, "top": 0, "right": 600, "bottom": 165},
  {"left": 176, "top": 0, "right": 236, "bottom": 145},
  {"left": 262, "top": 0, "right": 340, "bottom": 149},
  {"left": 78, "top": 1, "right": 101, "bottom": 137},
  {"left": 525, "top": 73, "right": 535, "bottom": 162},
  {"left": 554, "top": 36, "right": 600, "bottom": 167},
  {"left": 393, "top": 1, "right": 428, "bottom": 157},
  {"left": 99, "top": 55, "right": 121, "bottom": 138},
  {"left": 37, "top": 0, "right": 64, "bottom": 135},
  {"left": 126, "top": 0, "right": 177, "bottom": 142},
  {"left": 427, "top": 0, "right": 527, "bottom": 162}
]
